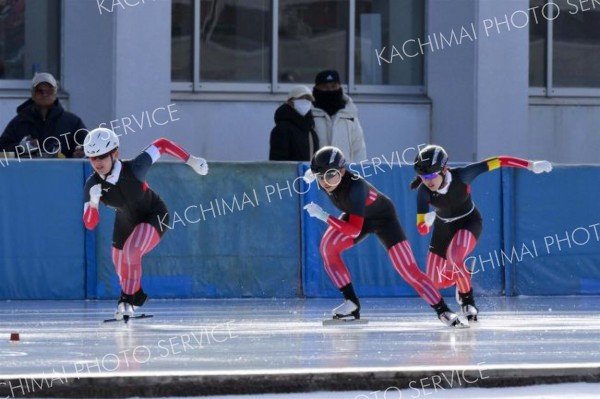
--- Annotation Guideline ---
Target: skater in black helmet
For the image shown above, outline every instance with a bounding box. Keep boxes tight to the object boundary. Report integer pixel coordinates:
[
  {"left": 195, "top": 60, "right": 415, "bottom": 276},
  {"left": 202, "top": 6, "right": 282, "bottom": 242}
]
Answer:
[
  {"left": 411, "top": 144, "right": 552, "bottom": 321},
  {"left": 82, "top": 128, "right": 208, "bottom": 320},
  {"left": 304, "top": 146, "right": 466, "bottom": 327}
]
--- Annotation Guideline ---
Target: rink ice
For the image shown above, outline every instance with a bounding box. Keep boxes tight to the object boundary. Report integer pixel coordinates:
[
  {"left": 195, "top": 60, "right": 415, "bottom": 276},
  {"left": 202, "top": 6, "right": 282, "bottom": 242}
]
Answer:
[{"left": 1, "top": 296, "right": 600, "bottom": 396}]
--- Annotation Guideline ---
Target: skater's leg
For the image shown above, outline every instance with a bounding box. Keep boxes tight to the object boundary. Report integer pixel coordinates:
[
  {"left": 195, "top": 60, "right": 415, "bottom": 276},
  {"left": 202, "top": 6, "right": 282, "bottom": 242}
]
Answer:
[
  {"left": 320, "top": 227, "right": 361, "bottom": 318},
  {"left": 112, "top": 224, "right": 159, "bottom": 320},
  {"left": 112, "top": 223, "right": 160, "bottom": 295},
  {"left": 388, "top": 241, "right": 466, "bottom": 327},
  {"left": 426, "top": 251, "right": 455, "bottom": 289},
  {"left": 320, "top": 227, "right": 355, "bottom": 289},
  {"left": 445, "top": 229, "right": 477, "bottom": 294},
  {"left": 446, "top": 229, "right": 479, "bottom": 320},
  {"left": 388, "top": 241, "right": 441, "bottom": 306}
]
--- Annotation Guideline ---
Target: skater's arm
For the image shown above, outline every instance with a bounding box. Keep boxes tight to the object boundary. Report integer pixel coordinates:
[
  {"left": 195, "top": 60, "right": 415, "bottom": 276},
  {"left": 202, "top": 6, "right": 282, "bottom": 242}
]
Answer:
[
  {"left": 149, "top": 138, "right": 208, "bottom": 176},
  {"left": 148, "top": 138, "right": 190, "bottom": 162},
  {"left": 131, "top": 138, "right": 208, "bottom": 181},
  {"left": 83, "top": 179, "right": 100, "bottom": 230},
  {"left": 415, "top": 187, "right": 432, "bottom": 235},
  {"left": 129, "top": 138, "right": 190, "bottom": 181},
  {"left": 304, "top": 202, "right": 364, "bottom": 237},
  {"left": 83, "top": 203, "right": 99, "bottom": 230},
  {"left": 458, "top": 156, "right": 550, "bottom": 184},
  {"left": 304, "top": 183, "right": 366, "bottom": 238},
  {"left": 327, "top": 214, "right": 364, "bottom": 238}
]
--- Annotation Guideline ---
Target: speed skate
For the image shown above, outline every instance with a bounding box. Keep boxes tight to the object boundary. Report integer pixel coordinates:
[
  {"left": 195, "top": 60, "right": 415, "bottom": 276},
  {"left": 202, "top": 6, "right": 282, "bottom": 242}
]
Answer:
[
  {"left": 323, "top": 299, "right": 368, "bottom": 326},
  {"left": 103, "top": 313, "right": 154, "bottom": 323},
  {"left": 323, "top": 318, "right": 369, "bottom": 326}
]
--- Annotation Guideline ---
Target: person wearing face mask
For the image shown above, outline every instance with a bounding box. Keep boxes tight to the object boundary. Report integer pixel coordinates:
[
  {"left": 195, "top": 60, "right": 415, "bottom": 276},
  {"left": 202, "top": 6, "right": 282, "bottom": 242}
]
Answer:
[
  {"left": 410, "top": 145, "right": 553, "bottom": 322},
  {"left": 269, "top": 85, "right": 319, "bottom": 161},
  {"left": 312, "top": 70, "right": 366, "bottom": 164}
]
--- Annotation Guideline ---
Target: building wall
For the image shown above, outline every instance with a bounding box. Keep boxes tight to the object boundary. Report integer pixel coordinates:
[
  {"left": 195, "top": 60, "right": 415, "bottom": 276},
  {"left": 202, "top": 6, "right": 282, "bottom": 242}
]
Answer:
[
  {"left": 0, "top": 0, "right": 599, "bottom": 164},
  {"left": 528, "top": 103, "right": 600, "bottom": 163}
]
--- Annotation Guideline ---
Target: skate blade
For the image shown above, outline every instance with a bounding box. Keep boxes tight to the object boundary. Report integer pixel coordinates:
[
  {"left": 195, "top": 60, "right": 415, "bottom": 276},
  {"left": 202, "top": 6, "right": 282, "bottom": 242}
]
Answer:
[
  {"left": 323, "top": 318, "right": 368, "bottom": 326},
  {"left": 104, "top": 314, "right": 154, "bottom": 323}
]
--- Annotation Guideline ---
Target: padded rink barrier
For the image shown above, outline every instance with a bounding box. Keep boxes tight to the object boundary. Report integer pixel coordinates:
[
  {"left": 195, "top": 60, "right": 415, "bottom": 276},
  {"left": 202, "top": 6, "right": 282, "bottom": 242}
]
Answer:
[
  {"left": 503, "top": 166, "right": 600, "bottom": 296},
  {"left": 1, "top": 160, "right": 600, "bottom": 300},
  {"left": 300, "top": 163, "right": 504, "bottom": 298},
  {"left": 91, "top": 161, "right": 302, "bottom": 299},
  {"left": 0, "top": 160, "right": 86, "bottom": 299}
]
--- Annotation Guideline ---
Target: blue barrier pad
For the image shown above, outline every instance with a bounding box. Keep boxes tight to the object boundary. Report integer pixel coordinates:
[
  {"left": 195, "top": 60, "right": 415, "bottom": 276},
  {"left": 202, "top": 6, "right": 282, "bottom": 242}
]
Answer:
[
  {"left": 301, "top": 163, "right": 504, "bottom": 298},
  {"left": 510, "top": 166, "right": 600, "bottom": 295},
  {"left": 0, "top": 160, "right": 86, "bottom": 299},
  {"left": 93, "top": 161, "right": 301, "bottom": 299}
]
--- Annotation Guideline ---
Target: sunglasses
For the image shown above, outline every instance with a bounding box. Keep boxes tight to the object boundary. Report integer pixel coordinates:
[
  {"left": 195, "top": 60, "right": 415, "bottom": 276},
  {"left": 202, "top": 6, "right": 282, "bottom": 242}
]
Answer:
[
  {"left": 316, "top": 169, "right": 342, "bottom": 182},
  {"left": 89, "top": 152, "right": 112, "bottom": 161},
  {"left": 419, "top": 171, "right": 440, "bottom": 180}
]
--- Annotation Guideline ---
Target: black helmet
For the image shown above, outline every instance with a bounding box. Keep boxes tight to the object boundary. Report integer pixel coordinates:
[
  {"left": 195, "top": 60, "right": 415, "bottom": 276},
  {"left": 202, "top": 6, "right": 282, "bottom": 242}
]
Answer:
[
  {"left": 414, "top": 145, "right": 448, "bottom": 175},
  {"left": 310, "top": 146, "right": 346, "bottom": 174}
]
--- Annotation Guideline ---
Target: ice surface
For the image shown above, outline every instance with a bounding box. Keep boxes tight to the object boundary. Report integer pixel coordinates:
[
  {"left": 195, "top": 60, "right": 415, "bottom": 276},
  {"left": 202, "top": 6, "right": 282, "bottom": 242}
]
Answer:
[{"left": 1, "top": 296, "right": 599, "bottom": 397}]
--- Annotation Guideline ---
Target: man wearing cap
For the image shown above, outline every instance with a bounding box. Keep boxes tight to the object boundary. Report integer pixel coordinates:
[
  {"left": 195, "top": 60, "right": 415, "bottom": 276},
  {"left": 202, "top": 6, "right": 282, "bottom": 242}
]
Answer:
[
  {"left": 312, "top": 70, "right": 366, "bottom": 164},
  {"left": 269, "top": 85, "right": 319, "bottom": 161},
  {"left": 0, "top": 72, "right": 87, "bottom": 158}
]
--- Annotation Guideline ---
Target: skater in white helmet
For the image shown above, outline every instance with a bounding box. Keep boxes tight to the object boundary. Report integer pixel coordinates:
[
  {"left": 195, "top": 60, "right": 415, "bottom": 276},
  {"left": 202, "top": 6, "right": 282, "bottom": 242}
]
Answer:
[
  {"left": 82, "top": 128, "right": 208, "bottom": 320},
  {"left": 304, "top": 146, "right": 466, "bottom": 327},
  {"left": 411, "top": 145, "right": 552, "bottom": 321}
]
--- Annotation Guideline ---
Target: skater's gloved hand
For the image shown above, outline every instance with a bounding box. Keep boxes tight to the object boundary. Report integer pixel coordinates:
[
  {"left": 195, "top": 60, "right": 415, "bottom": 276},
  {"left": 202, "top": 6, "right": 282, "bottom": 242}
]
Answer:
[
  {"left": 528, "top": 160, "right": 552, "bottom": 174},
  {"left": 424, "top": 211, "right": 436, "bottom": 227},
  {"left": 89, "top": 184, "right": 102, "bottom": 206},
  {"left": 417, "top": 222, "right": 430, "bottom": 235},
  {"left": 304, "top": 202, "right": 329, "bottom": 223},
  {"left": 302, "top": 168, "right": 316, "bottom": 184},
  {"left": 186, "top": 155, "right": 208, "bottom": 175}
]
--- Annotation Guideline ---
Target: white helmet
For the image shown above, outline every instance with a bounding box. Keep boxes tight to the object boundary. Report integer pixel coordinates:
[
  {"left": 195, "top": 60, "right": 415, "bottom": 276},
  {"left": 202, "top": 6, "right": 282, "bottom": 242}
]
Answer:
[{"left": 84, "top": 128, "right": 119, "bottom": 157}]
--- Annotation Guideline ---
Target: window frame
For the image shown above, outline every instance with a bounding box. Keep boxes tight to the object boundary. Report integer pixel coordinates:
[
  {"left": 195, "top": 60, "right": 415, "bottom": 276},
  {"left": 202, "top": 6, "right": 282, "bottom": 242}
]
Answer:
[
  {"left": 529, "top": 0, "right": 600, "bottom": 97},
  {"left": 172, "top": 0, "right": 426, "bottom": 95},
  {"left": 0, "top": 0, "right": 61, "bottom": 92}
]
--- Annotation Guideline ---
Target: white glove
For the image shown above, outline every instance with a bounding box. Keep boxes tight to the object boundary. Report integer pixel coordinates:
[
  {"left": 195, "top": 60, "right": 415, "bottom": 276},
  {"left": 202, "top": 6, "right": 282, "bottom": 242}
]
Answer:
[
  {"left": 186, "top": 155, "right": 208, "bottom": 175},
  {"left": 424, "top": 211, "right": 437, "bottom": 227},
  {"left": 303, "top": 168, "right": 316, "bottom": 184},
  {"left": 303, "top": 202, "right": 329, "bottom": 223},
  {"left": 529, "top": 160, "right": 552, "bottom": 174},
  {"left": 89, "top": 184, "right": 102, "bottom": 206}
]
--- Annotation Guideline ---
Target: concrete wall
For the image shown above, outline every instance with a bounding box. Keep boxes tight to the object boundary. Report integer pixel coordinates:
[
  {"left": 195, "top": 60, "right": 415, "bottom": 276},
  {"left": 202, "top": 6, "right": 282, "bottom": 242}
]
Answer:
[
  {"left": 528, "top": 103, "right": 600, "bottom": 163},
  {"left": 0, "top": 0, "right": 599, "bottom": 164}
]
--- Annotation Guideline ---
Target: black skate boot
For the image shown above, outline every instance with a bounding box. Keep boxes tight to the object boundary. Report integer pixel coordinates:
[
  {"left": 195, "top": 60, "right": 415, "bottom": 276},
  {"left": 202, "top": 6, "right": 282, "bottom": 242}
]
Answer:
[
  {"left": 115, "top": 292, "right": 134, "bottom": 321},
  {"left": 457, "top": 288, "right": 478, "bottom": 322},
  {"left": 432, "top": 299, "right": 468, "bottom": 328},
  {"left": 131, "top": 287, "right": 148, "bottom": 308},
  {"left": 333, "top": 283, "right": 361, "bottom": 320}
]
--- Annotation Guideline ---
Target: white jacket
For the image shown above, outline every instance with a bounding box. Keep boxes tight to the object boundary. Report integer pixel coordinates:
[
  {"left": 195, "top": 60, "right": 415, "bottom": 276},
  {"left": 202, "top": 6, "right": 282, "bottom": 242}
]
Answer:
[{"left": 312, "top": 95, "right": 367, "bottom": 164}]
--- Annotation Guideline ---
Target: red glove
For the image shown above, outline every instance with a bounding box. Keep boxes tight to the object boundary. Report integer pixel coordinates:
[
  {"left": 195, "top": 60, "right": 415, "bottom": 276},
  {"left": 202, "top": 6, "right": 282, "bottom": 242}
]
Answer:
[{"left": 417, "top": 222, "right": 430, "bottom": 235}]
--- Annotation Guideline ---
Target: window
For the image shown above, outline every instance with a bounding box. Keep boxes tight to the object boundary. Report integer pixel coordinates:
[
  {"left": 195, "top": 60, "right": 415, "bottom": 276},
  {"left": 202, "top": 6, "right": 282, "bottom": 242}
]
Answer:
[
  {"left": 171, "top": 0, "right": 425, "bottom": 94},
  {"left": 0, "top": 0, "right": 60, "bottom": 87},
  {"left": 278, "top": 0, "right": 348, "bottom": 84},
  {"left": 529, "top": 0, "right": 600, "bottom": 95},
  {"left": 200, "top": 0, "right": 271, "bottom": 83},
  {"left": 355, "top": 0, "right": 424, "bottom": 87}
]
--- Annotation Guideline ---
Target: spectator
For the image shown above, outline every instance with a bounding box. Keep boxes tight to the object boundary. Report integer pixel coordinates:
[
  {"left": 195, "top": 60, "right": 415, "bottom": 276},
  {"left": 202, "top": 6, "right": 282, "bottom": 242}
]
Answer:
[
  {"left": 312, "top": 70, "right": 366, "bottom": 164},
  {"left": 269, "top": 85, "right": 319, "bottom": 161},
  {"left": 0, "top": 72, "right": 87, "bottom": 158}
]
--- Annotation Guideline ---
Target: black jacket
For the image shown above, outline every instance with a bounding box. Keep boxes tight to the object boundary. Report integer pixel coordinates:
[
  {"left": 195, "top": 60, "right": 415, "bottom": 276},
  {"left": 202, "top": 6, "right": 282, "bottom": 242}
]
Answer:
[
  {"left": 0, "top": 98, "right": 87, "bottom": 158},
  {"left": 269, "top": 103, "right": 319, "bottom": 161}
]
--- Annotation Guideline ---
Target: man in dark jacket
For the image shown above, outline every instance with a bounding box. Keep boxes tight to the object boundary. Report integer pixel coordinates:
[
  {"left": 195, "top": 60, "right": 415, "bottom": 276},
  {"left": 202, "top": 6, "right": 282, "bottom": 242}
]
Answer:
[
  {"left": 269, "top": 85, "right": 319, "bottom": 161},
  {"left": 0, "top": 72, "right": 87, "bottom": 158}
]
